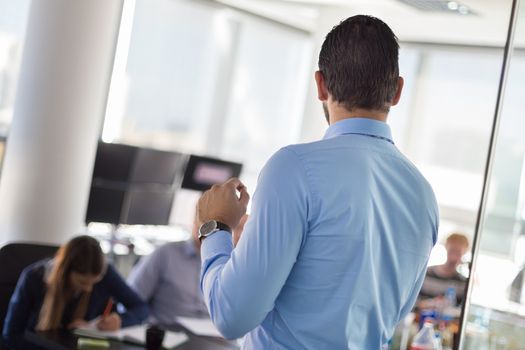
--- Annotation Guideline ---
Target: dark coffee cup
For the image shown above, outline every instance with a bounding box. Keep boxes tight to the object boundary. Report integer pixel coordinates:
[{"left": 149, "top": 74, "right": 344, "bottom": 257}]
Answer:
[{"left": 146, "top": 325, "right": 165, "bottom": 350}]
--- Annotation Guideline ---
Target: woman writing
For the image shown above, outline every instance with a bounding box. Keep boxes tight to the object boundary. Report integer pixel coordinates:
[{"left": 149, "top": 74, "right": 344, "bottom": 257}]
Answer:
[{"left": 2, "top": 235, "right": 149, "bottom": 349}]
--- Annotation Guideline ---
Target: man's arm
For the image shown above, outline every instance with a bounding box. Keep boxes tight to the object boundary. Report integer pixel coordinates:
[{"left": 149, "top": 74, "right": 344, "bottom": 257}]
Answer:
[
  {"left": 199, "top": 148, "right": 310, "bottom": 339},
  {"left": 127, "top": 249, "right": 162, "bottom": 303}
]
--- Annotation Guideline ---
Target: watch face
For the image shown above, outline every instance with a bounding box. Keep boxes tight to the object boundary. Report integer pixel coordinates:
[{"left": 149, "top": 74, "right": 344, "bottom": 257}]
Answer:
[{"left": 200, "top": 220, "right": 218, "bottom": 237}]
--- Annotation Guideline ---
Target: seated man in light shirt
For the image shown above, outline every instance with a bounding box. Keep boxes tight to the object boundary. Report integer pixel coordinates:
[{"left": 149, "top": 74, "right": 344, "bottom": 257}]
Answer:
[
  {"left": 127, "top": 220, "right": 207, "bottom": 324},
  {"left": 127, "top": 217, "right": 247, "bottom": 324}
]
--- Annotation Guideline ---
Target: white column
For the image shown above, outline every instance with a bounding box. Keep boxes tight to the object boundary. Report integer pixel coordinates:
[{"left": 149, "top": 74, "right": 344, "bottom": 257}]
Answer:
[{"left": 0, "top": 0, "right": 124, "bottom": 245}]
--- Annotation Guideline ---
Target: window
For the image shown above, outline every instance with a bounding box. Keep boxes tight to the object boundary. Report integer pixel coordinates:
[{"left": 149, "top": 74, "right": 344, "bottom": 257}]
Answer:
[
  {"left": 102, "top": 0, "right": 312, "bottom": 226},
  {"left": 0, "top": 0, "right": 31, "bottom": 136}
]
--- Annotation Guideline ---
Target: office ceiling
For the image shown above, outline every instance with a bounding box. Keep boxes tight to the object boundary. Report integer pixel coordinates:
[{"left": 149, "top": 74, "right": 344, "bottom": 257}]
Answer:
[{"left": 216, "top": 0, "right": 518, "bottom": 47}]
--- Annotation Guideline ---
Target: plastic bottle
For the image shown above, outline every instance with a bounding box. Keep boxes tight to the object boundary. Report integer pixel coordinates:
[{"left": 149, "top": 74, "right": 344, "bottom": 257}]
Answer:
[
  {"left": 444, "top": 286, "right": 456, "bottom": 308},
  {"left": 433, "top": 332, "right": 443, "bottom": 350},
  {"left": 441, "top": 286, "right": 457, "bottom": 325},
  {"left": 436, "top": 317, "right": 454, "bottom": 350},
  {"left": 410, "top": 322, "right": 437, "bottom": 350}
]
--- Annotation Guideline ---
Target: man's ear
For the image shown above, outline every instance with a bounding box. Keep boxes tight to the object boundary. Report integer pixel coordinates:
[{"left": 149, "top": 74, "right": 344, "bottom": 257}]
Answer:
[
  {"left": 391, "top": 76, "right": 404, "bottom": 106},
  {"left": 315, "top": 71, "right": 329, "bottom": 101}
]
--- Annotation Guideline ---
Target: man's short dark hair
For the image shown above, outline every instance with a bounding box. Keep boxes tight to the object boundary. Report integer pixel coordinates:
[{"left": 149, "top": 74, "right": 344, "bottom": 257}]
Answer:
[{"left": 318, "top": 15, "right": 399, "bottom": 112}]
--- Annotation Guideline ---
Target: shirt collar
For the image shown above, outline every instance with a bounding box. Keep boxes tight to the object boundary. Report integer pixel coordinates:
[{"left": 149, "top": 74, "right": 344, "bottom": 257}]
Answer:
[{"left": 323, "top": 118, "right": 394, "bottom": 144}]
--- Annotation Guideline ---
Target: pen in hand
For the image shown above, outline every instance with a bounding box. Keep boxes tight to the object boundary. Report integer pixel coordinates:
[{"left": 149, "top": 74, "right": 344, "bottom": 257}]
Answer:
[
  {"left": 102, "top": 298, "right": 113, "bottom": 319},
  {"left": 96, "top": 298, "right": 121, "bottom": 331}
]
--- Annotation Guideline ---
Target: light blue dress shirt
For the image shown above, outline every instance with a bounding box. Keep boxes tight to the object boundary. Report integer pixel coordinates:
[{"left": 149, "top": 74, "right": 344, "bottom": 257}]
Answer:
[{"left": 200, "top": 118, "right": 439, "bottom": 349}]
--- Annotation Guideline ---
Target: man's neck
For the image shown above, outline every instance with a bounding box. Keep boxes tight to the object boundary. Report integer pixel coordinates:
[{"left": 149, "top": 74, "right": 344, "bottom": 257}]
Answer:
[{"left": 329, "top": 106, "right": 388, "bottom": 125}]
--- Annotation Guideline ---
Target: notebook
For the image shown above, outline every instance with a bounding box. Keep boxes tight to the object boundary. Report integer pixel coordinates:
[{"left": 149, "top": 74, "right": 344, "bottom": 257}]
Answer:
[
  {"left": 175, "top": 317, "right": 222, "bottom": 338},
  {"left": 74, "top": 324, "right": 188, "bottom": 349}
]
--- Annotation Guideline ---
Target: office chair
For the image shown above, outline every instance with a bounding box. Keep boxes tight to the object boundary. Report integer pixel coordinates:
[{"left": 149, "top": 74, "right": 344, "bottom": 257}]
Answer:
[{"left": 0, "top": 242, "right": 58, "bottom": 348}]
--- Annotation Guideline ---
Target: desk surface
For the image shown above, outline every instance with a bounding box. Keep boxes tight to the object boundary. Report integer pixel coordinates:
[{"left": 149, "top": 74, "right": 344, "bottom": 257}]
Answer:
[{"left": 26, "top": 327, "right": 240, "bottom": 350}]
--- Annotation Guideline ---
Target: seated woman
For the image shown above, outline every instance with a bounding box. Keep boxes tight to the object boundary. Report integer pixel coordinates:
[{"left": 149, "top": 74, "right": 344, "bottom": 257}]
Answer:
[{"left": 2, "top": 235, "right": 149, "bottom": 349}]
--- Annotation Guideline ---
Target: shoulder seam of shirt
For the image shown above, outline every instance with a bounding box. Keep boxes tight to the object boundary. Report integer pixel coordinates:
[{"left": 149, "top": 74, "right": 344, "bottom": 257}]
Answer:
[
  {"left": 295, "top": 143, "right": 403, "bottom": 161},
  {"left": 281, "top": 146, "right": 320, "bottom": 225}
]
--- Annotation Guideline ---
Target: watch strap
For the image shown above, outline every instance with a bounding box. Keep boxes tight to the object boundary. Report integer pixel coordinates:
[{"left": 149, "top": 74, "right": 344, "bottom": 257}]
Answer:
[{"left": 214, "top": 221, "right": 232, "bottom": 234}]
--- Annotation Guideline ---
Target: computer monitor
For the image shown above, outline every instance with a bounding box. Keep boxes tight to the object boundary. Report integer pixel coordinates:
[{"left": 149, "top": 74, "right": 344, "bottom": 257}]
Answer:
[
  {"left": 86, "top": 186, "right": 126, "bottom": 225},
  {"left": 122, "top": 188, "right": 175, "bottom": 225},
  {"left": 181, "top": 155, "right": 243, "bottom": 192},
  {"left": 86, "top": 142, "right": 185, "bottom": 225},
  {"left": 92, "top": 142, "right": 185, "bottom": 185},
  {"left": 129, "top": 148, "right": 185, "bottom": 185},
  {"left": 91, "top": 143, "right": 137, "bottom": 183}
]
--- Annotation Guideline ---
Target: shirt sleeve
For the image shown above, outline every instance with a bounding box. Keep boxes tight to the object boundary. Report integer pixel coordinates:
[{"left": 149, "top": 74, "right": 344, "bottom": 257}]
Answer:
[
  {"left": 200, "top": 147, "right": 310, "bottom": 339},
  {"left": 399, "top": 263, "right": 428, "bottom": 320},
  {"left": 403, "top": 220, "right": 438, "bottom": 316},
  {"left": 127, "top": 249, "right": 162, "bottom": 303},
  {"left": 105, "top": 265, "right": 150, "bottom": 327},
  {"left": 2, "top": 267, "right": 38, "bottom": 349}
]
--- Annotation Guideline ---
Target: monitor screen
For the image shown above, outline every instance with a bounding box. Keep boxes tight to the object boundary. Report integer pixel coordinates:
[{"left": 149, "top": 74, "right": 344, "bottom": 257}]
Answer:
[
  {"left": 85, "top": 186, "right": 126, "bottom": 224},
  {"left": 122, "top": 188, "right": 175, "bottom": 225},
  {"left": 181, "top": 155, "right": 242, "bottom": 192},
  {"left": 86, "top": 142, "right": 184, "bottom": 225},
  {"left": 92, "top": 143, "right": 137, "bottom": 183},
  {"left": 92, "top": 142, "right": 185, "bottom": 186},
  {"left": 129, "top": 148, "right": 185, "bottom": 185}
]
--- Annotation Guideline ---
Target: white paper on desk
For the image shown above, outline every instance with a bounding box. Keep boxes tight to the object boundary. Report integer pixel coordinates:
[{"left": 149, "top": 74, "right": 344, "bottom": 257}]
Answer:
[
  {"left": 163, "top": 331, "right": 189, "bottom": 348},
  {"left": 175, "top": 317, "right": 222, "bottom": 338},
  {"left": 74, "top": 324, "right": 188, "bottom": 349},
  {"left": 75, "top": 316, "right": 101, "bottom": 331}
]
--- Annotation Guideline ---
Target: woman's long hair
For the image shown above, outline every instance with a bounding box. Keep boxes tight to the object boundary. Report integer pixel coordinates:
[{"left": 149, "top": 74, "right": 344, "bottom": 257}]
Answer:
[{"left": 36, "top": 235, "right": 105, "bottom": 331}]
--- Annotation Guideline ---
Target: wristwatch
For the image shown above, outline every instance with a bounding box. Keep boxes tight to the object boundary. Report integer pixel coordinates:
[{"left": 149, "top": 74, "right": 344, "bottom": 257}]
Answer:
[{"left": 198, "top": 220, "right": 232, "bottom": 242}]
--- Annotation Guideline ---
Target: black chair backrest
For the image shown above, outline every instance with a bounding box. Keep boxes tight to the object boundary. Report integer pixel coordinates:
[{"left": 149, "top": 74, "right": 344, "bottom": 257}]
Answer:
[{"left": 0, "top": 243, "right": 58, "bottom": 336}]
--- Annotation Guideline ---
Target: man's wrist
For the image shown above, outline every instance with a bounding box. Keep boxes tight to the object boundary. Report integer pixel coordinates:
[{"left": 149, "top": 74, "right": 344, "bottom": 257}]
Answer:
[{"left": 198, "top": 220, "right": 232, "bottom": 242}]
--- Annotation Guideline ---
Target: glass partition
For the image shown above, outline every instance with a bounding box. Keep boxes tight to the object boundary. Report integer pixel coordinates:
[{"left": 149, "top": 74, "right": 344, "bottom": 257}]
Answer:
[{"left": 462, "top": 1, "right": 525, "bottom": 349}]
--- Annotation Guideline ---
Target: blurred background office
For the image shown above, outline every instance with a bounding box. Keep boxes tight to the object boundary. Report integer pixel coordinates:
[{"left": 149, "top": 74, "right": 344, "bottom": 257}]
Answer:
[{"left": 0, "top": 0, "right": 524, "bottom": 349}]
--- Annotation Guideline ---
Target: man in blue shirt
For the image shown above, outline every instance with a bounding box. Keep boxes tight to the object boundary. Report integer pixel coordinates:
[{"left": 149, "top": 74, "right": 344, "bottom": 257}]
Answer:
[{"left": 197, "top": 15, "right": 438, "bottom": 349}]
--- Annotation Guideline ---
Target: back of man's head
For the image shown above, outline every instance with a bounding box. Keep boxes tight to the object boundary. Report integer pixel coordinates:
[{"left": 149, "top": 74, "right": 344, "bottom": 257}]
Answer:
[{"left": 318, "top": 15, "right": 399, "bottom": 113}]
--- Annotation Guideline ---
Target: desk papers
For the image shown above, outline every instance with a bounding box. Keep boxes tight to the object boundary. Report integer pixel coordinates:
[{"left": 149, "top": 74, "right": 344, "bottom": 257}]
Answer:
[
  {"left": 175, "top": 317, "right": 222, "bottom": 338},
  {"left": 74, "top": 324, "right": 188, "bottom": 349}
]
